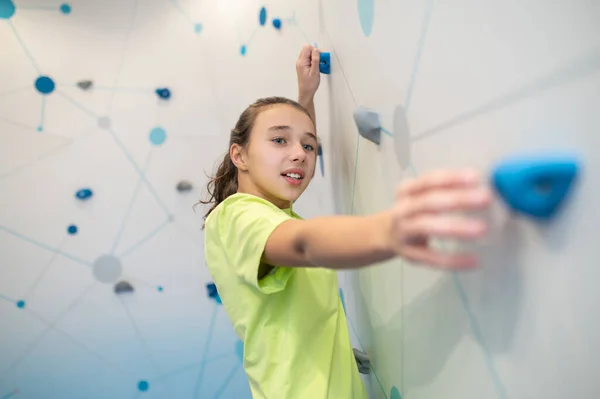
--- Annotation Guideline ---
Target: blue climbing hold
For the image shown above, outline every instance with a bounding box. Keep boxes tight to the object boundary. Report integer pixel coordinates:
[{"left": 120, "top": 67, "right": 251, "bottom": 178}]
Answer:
[
  {"left": 272, "top": 18, "right": 282, "bottom": 30},
  {"left": 16, "top": 300, "right": 26, "bottom": 309},
  {"left": 259, "top": 7, "right": 267, "bottom": 26},
  {"left": 157, "top": 286, "right": 164, "bottom": 292},
  {"left": 206, "top": 282, "right": 222, "bottom": 304},
  {"left": 155, "top": 88, "right": 171, "bottom": 100},
  {"left": 491, "top": 152, "right": 581, "bottom": 220},
  {"left": 35, "top": 76, "right": 55, "bottom": 95},
  {"left": 194, "top": 23, "right": 202, "bottom": 33},
  {"left": 317, "top": 143, "right": 324, "bottom": 177},
  {"left": 75, "top": 188, "right": 93, "bottom": 201},
  {"left": 0, "top": 0, "right": 16, "bottom": 19},
  {"left": 319, "top": 52, "right": 331, "bottom": 74},
  {"left": 240, "top": 45, "right": 247, "bottom": 56},
  {"left": 390, "top": 386, "right": 403, "bottom": 399},
  {"left": 67, "top": 225, "right": 78, "bottom": 235}
]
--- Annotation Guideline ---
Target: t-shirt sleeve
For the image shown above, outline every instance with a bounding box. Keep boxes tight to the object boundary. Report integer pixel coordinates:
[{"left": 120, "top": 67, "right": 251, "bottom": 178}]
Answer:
[{"left": 214, "top": 195, "right": 296, "bottom": 294}]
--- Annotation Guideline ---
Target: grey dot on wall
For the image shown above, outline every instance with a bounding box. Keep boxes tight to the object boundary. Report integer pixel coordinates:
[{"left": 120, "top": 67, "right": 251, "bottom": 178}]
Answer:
[
  {"left": 393, "top": 105, "right": 411, "bottom": 169},
  {"left": 93, "top": 255, "right": 123, "bottom": 283}
]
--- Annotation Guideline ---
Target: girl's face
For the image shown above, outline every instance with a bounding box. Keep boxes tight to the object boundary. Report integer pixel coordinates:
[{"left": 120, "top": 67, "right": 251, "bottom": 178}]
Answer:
[{"left": 232, "top": 104, "right": 317, "bottom": 209}]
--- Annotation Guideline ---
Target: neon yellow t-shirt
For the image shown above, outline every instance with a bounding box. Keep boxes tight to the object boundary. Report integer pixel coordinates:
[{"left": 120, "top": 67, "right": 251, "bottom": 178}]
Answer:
[{"left": 204, "top": 193, "right": 368, "bottom": 399}]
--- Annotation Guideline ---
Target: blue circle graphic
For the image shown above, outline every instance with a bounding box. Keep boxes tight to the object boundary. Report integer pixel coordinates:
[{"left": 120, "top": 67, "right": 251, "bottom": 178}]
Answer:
[
  {"left": 16, "top": 300, "right": 26, "bottom": 309},
  {"left": 137, "top": 380, "right": 149, "bottom": 392},
  {"left": 259, "top": 7, "right": 267, "bottom": 26},
  {"left": 0, "top": 0, "right": 16, "bottom": 19},
  {"left": 35, "top": 76, "right": 55, "bottom": 95},
  {"left": 149, "top": 127, "right": 167, "bottom": 146},
  {"left": 357, "top": 0, "right": 374, "bottom": 37},
  {"left": 60, "top": 3, "right": 71, "bottom": 14},
  {"left": 390, "top": 386, "right": 402, "bottom": 399}
]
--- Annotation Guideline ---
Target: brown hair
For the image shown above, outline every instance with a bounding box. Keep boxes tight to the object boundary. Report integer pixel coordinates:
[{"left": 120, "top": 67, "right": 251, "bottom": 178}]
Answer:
[{"left": 197, "top": 96, "right": 313, "bottom": 225}]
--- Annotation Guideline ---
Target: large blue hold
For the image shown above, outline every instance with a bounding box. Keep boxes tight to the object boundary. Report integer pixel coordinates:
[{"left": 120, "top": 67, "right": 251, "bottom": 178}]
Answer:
[
  {"left": 491, "top": 152, "right": 581, "bottom": 220},
  {"left": 75, "top": 188, "right": 93, "bottom": 200}
]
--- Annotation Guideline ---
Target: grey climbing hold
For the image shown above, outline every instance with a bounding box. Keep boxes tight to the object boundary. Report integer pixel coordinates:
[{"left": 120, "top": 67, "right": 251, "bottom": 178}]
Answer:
[
  {"left": 77, "top": 80, "right": 93, "bottom": 90},
  {"left": 114, "top": 280, "right": 134, "bottom": 294},
  {"left": 353, "top": 106, "right": 381, "bottom": 145},
  {"left": 353, "top": 348, "right": 371, "bottom": 374},
  {"left": 176, "top": 180, "right": 193, "bottom": 192}
]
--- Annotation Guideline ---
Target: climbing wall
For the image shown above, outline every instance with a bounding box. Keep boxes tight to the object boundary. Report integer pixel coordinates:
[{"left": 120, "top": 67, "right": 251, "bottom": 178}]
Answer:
[
  {"left": 0, "top": 0, "right": 332, "bottom": 398},
  {"left": 325, "top": 1, "right": 600, "bottom": 399}
]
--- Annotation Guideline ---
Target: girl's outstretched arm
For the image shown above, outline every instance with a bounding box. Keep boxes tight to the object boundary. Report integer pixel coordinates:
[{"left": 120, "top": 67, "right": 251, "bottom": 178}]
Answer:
[{"left": 264, "top": 169, "right": 494, "bottom": 271}]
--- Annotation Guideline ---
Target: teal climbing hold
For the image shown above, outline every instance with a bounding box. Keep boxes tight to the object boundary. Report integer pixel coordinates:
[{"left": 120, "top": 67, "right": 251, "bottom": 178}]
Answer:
[
  {"left": 491, "top": 152, "right": 581, "bottom": 220},
  {"left": 319, "top": 52, "right": 330, "bottom": 74}
]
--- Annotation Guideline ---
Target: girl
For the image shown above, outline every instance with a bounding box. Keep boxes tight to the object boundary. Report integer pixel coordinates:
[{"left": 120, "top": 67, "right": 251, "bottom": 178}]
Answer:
[{"left": 200, "top": 46, "right": 493, "bottom": 398}]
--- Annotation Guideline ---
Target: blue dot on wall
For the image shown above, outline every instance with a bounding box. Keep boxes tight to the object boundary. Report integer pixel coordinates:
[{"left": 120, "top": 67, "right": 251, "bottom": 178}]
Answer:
[
  {"left": 259, "top": 7, "right": 267, "bottom": 26},
  {"left": 240, "top": 45, "right": 247, "bottom": 56},
  {"left": 67, "top": 225, "right": 78, "bottom": 235},
  {"left": 235, "top": 340, "right": 244, "bottom": 362},
  {"left": 272, "top": 18, "right": 282, "bottom": 30},
  {"left": 157, "top": 286, "right": 163, "bottom": 292},
  {"left": 149, "top": 127, "right": 167, "bottom": 146},
  {"left": 0, "top": 0, "right": 16, "bottom": 19},
  {"left": 16, "top": 300, "right": 26, "bottom": 309},
  {"left": 137, "top": 380, "right": 149, "bottom": 392},
  {"left": 35, "top": 76, "right": 55, "bottom": 95},
  {"left": 194, "top": 23, "right": 202, "bottom": 33},
  {"left": 357, "top": 0, "right": 374, "bottom": 37},
  {"left": 390, "top": 386, "right": 402, "bottom": 399},
  {"left": 59, "top": 3, "right": 71, "bottom": 14}
]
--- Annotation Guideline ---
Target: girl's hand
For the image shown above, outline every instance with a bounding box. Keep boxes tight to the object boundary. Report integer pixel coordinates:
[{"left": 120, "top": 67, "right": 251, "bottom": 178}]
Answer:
[
  {"left": 387, "top": 169, "right": 494, "bottom": 269},
  {"left": 296, "top": 44, "right": 321, "bottom": 100}
]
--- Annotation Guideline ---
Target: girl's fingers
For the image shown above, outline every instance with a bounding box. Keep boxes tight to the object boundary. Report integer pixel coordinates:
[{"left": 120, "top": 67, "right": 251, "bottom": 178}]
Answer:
[
  {"left": 401, "top": 245, "right": 480, "bottom": 270},
  {"left": 401, "top": 214, "right": 488, "bottom": 239},
  {"left": 397, "top": 169, "right": 482, "bottom": 198},
  {"left": 402, "top": 186, "right": 493, "bottom": 217}
]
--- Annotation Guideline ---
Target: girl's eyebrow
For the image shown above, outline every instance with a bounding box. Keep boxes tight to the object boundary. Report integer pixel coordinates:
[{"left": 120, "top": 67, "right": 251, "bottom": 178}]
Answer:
[{"left": 268, "top": 125, "right": 316, "bottom": 140}]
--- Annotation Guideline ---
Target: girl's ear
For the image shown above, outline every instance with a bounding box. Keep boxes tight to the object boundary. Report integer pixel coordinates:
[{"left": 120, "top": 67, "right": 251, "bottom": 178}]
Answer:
[{"left": 230, "top": 143, "right": 249, "bottom": 171}]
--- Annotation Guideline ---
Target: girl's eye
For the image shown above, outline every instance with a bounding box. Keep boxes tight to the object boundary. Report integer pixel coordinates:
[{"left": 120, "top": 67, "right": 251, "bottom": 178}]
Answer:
[
  {"left": 273, "top": 138, "right": 285, "bottom": 144},
  {"left": 303, "top": 144, "right": 314, "bottom": 151}
]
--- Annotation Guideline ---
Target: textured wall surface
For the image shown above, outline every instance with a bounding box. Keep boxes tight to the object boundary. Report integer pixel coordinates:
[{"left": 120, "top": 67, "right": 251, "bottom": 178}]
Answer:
[{"left": 2, "top": 0, "right": 600, "bottom": 398}]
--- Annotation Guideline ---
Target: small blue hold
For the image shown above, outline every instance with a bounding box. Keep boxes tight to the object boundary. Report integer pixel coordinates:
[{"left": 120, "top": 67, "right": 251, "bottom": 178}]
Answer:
[
  {"left": 155, "top": 88, "right": 171, "bottom": 100},
  {"left": 272, "top": 18, "right": 282, "bottom": 30},
  {"left": 157, "top": 286, "right": 164, "bottom": 292},
  {"left": 16, "top": 300, "right": 26, "bottom": 309},
  {"left": 67, "top": 225, "right": 78, "bottom": 235},
  {"left": 206, "top": 282, "right": 222, "bottom": 304},
  {"left": 491, "top": 152, "right": 581, "bottom": 220},
  {"left": 240, "top": 45, "right": 247, "bottom": 56},
  {"left": 319, "top": 52, "right": 331, "bottom": 74},
  {"left": 259, "top": 7, "right": 267, "bottom": 26},
  {"left": 75, "top": 188, "right": 93, "bottom": 201}
]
